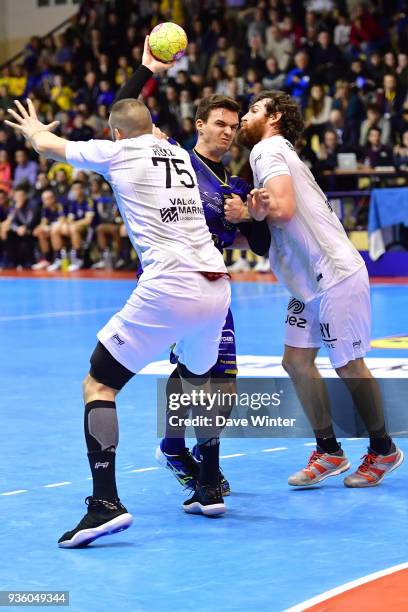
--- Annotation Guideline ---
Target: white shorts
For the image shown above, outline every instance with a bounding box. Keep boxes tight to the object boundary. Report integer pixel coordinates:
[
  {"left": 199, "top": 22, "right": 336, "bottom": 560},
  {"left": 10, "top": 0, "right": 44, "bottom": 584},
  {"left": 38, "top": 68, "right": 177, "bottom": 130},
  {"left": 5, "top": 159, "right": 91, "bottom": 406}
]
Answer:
[
  {"left": 284, "top": 266, "right": 371, "bottom": 368},
  {"left": 97, "top": 272, "right": 231, "bottom": 375}
]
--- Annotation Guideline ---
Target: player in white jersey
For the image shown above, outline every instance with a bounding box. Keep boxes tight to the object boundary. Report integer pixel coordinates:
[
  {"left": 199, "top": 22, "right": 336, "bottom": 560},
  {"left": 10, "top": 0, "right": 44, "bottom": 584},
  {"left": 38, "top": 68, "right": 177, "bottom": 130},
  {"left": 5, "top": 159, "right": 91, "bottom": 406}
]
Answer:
[
  {"left": 6, "top": 97, "right": 231, "bottom": 547},
  {"left": 238, "top": 91, "right": 403, "bottom": 488}
]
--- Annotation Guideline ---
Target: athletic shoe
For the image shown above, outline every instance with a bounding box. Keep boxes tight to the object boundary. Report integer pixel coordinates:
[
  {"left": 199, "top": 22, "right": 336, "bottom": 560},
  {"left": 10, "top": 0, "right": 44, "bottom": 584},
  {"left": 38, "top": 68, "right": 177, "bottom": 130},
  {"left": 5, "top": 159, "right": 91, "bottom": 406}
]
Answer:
[
  {"left": 67, "top": 259, "right": 84, "bottom": 272},
  {"left": 288, "top": 447, "right": 351, "bottom": 487},
  {"left": 155, "top": 442, "right": 199, "bottom": 489},
  {"left": 91, "top": 259, "right": 106, "bottom": 270},
  {"left": 192, "top": 444, "right": 231, "bottom": 496},
  {"left": 32, "top": 259, "right": 50, "bottom": 270},
  {"left": 344, "top": 445, "right": 404, "bottom": 488},
  {"left": 58, "top": 496, "right": 133, "bottom": 548},
  {"left": 253, "top": 258, "right": 270, "bottom": 273},
  {"left": 227, "top": 258, "right": 250, "bottom": 272},
  {"left": 183, "top": 482, "right": 226, "bottom": 516},
  {"left": 47, "top": 258, "right": 61, "bottom": 272}
]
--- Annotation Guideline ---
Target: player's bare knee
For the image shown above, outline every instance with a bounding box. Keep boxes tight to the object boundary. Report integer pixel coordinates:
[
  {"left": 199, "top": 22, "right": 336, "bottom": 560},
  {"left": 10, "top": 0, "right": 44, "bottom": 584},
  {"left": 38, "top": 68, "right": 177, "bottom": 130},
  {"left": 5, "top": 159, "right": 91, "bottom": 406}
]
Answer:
[
  {"left": 83, "top": 374, "right": 116, "bottom": 403},
  {"left": 336, "top": 360, "right": 367, "bottom": 379}
]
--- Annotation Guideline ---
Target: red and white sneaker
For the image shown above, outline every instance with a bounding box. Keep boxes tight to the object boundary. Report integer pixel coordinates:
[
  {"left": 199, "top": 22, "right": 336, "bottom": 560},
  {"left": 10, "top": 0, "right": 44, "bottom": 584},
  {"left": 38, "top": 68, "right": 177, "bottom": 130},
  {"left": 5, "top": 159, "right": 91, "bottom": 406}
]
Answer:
[
  {"left": 344, "top": 445, "right": 404, "bottom": 488},
  {"left": 288, "top": 448, "right": 351, "bottom": 486}
]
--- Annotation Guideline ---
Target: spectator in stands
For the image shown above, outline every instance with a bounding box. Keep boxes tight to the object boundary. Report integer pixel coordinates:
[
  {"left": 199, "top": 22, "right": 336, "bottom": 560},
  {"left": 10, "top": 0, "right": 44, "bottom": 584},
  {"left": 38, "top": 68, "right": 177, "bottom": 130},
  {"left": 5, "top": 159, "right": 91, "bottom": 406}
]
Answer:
[
  {"left": 332, "top": 80, "right": 365, "bottom": 139},
  {"left": 207, "top": 36, "right": 238, "bottom": 74},
  {"left": 349, "top": 3, "right": 385, "bottom": 56},
  {"left": 47, "top": 181, "right": 94, "bottom": 272},
  {"left": 262, "top": 56, "right": 285, "bottom": 90},
  {"left": 316, "top": 129, "right": 342, "bottom": 172},
  {"left": 242, "top": 34, "right": 266, "bottom": 74},
  {"left": 310, "top": 30, "right": 345, "bottom": 89},
  {"left": 69, "top": 114, "right": 95, "bottom": 141},
  {"left": 13, "top": 149, "right": 38, "bottom": 188},
  {"left": 362, "top": 126, "right": 394, "bottom": 168},
  {"left": 2, "top": 186, "right": 39, "bottom": 268},
  {"left": 265, "top": 24, "right": 293, "bottom": 72},
  {"left": 367, "top": 51, "right": 386, "bottom": 88},
  {"left": 284, "top": 50, "right": 311, "bottom": 109},
  {"left": 0, "top": 84, "right": 13, "bottom": 111},
  {"left": 226, "top": 143, "right": 249, "bottom": 176},
  {"left": 304, "top": 84, "right": 333, "bottom": 144},
  {"left": 31, "top": 189, "right": 65, "bottom": 270},
  {"left": 90, "top": 177, "right": 121, "bottom": 270},
  {"left": 334, "top": 12, "right": 351, "bottom": 51},
  {"left": 394, "top": 129, "right": 408, "bottom": 172},
  {"left": 375, "top": 73, "right": 405, "bottom": 118},
  {"left": 0, "top": 189, "right": 10, "bottom": 266},
  {"left": 50, "top": 74, "right": 74, "bottom": 111},
  {"left": 0, "top": 150, "right": 12, "bottom": 193},
  {"left": 396, "top": 52, "right": 408, "bottom": 91},
  {"left": 359, "top": 103, "right": 392, "bottom": 147}
]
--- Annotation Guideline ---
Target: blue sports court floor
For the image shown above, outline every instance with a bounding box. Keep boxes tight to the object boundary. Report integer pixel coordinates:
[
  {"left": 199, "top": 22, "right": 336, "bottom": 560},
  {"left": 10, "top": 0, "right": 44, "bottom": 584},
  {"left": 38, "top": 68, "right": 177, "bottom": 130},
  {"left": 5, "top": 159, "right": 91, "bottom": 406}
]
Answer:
[{"left": 1, "top": 276, "right": 407, "bottom": 611}]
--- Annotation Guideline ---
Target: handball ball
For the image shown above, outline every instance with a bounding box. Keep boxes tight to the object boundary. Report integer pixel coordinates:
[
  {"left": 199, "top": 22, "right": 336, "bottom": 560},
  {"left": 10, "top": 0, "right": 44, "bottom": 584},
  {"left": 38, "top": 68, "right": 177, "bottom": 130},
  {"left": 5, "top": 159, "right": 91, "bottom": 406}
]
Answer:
[{"left": 149, "top": 22, "right": 188, "bottom": 63}]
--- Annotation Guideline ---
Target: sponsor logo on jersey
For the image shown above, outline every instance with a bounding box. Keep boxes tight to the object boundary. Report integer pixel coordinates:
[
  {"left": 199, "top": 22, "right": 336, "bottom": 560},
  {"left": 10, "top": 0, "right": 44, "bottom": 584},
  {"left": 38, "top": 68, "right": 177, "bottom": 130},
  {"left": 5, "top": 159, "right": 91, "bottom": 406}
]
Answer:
[
  {"left": 287, "top": 298, "right": 305, "bottom": 314},
  {"left": 286, "top": 298, "right": 307, "bottom": 328},
  {"left": 112, "top": 334, "right": 125, "bottom": 346},
  {"left": 320, "top": 322, "right": 337, "bottom": 348},
  {"left": 160, "top": 206, "right": 179, "bottom": 222},
  {"left": 95, "top": 462, "right": 109, "bottom": 469},
  {"left": 353, "top": 339, "right": 362, "bottom": 348},
  {"left": 284, "top": 139, "right": 295, "bottom": 150}
]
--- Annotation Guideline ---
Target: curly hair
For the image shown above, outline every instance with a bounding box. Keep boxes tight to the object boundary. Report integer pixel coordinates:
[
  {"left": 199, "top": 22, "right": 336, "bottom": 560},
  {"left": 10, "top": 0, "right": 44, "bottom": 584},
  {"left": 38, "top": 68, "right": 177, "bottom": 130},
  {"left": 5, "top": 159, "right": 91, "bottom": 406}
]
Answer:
[{"left": 250, "top": 91, "right": 304, "bottom": 144}]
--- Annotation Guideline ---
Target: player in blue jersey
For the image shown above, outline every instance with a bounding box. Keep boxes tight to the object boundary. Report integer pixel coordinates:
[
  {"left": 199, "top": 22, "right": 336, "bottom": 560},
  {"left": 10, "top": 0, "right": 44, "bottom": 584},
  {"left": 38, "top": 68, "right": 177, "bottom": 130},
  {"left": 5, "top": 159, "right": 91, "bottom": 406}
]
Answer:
[{"left": 116, "top": 38, "right": 270, "bottom": 495}]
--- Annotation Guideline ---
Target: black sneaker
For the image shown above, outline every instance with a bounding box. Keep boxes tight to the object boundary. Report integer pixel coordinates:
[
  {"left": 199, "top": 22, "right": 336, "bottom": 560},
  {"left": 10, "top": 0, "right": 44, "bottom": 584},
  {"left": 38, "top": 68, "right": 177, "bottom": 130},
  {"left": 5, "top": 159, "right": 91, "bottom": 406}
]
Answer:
[
  {"left": 192, "top": 444, "right": 231, "bottom": 496},
  {"left": 155, "top": 443, "right": 200, "bottom": 489},
  {"left": 219, "top": 466, "right": 231, "bottom": 497},
  {"left": 183, "top": 483, "right": 226, "bottom": 516},
  {"left": 58, "top": 497, "right": 133, "bottom": 548}
]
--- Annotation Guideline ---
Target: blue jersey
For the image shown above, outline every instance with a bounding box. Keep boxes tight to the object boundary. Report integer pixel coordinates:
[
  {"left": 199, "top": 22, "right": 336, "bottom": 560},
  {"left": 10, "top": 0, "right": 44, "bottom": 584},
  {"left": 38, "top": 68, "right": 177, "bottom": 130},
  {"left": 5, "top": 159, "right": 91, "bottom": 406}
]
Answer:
[{"left": 189, "top": 149, "right": 251, "bottom": 251}]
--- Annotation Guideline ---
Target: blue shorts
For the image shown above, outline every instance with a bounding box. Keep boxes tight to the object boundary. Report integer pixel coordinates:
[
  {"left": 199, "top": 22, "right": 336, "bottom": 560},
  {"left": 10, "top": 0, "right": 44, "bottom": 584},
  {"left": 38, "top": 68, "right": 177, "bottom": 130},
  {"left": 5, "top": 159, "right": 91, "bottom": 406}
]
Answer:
[{"left": 170, "top": 308, "right": 237, "bottom": 377}]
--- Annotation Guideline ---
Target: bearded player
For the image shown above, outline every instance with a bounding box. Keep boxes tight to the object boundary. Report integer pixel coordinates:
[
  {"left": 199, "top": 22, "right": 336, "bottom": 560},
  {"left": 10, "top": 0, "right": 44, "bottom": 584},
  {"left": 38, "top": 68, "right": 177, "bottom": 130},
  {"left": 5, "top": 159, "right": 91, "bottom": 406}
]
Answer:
[{"left": 238, "top": 91, "right": 403, "bottom": 488}]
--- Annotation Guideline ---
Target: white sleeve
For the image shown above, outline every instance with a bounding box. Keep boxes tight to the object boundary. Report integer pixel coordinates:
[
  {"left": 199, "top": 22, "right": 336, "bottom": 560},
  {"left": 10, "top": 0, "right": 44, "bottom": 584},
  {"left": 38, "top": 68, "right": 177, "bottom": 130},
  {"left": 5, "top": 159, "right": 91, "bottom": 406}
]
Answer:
[
  {"left": 253, "top": 144, "right": 291, "bottom": 187},
  {"left": 65, "top": 139, "right": 117, "bottom": 175}
]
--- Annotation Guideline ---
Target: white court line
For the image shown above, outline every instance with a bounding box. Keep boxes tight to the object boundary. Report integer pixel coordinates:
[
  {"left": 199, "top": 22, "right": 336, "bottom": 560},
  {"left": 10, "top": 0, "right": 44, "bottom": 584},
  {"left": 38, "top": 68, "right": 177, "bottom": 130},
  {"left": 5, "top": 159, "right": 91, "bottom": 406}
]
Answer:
[
  {"left": 220, "top": 453, "right": 246, "bottom": 459},
  {"left": 0, "top": 307, "right": 121, "bottom": 322},
  {"left": 129, "top": 467, "right": 159, "bottom": 473},
  {"left": 1, "top": 489, "right": 28, "bottom": 496},
  {"left": 304, "top": 442, "right": 316, "bottom": 446},
  {"left": 346, "top": 438, "right": 361, "bottom": 441},
  {"left": 43, "top": 482, "right": 71, "bottom": 488},
  {"left": 284, "top": 561, "right": 408, "bottom": 612},
  {"left": 262, "top": 447, "right": 288, "bottom": 452}
]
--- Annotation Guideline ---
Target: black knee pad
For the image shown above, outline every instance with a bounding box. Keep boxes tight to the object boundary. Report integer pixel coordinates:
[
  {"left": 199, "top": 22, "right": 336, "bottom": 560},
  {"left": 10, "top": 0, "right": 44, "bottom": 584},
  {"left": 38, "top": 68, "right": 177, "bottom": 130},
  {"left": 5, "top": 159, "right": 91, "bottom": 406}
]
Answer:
[{"left": 89, "top": 341, "right": 134, "bottom": 390}]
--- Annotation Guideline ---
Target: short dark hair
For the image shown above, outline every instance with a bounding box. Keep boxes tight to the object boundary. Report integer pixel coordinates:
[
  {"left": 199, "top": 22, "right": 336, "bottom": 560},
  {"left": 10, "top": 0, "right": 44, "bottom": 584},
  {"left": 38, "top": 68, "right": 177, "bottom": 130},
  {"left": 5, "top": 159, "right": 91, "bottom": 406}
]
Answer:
[
  {"left": 195, "top": 94, "right": 240, "bottom": 123},
  {"left": 250, "top": 90, "right": 304, "bottom": 144}
]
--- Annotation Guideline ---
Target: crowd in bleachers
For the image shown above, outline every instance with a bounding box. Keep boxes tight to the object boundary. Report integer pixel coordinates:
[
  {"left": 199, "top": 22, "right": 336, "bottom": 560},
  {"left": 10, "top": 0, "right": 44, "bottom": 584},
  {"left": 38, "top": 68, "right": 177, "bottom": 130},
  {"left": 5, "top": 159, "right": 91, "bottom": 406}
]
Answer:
[{"left": 0, "top": 0, "right": 407, "bottom": 270}]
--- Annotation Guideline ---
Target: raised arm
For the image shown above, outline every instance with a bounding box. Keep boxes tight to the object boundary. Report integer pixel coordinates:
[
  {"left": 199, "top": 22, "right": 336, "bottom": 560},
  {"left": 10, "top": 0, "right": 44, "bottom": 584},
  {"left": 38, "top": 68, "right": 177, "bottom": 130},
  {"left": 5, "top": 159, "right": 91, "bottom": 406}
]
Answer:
[
  {"left": 114, "top": 36, "right": 174, "bottom": 103},
  {"left": 5, "top": 99, "right": 67, "bottom": 161}
]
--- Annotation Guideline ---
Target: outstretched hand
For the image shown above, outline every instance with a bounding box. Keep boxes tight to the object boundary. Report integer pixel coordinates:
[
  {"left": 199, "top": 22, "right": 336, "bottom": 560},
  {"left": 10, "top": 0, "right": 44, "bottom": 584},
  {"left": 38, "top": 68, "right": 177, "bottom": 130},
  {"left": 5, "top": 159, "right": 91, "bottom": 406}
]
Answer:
[
  {"left": 5, "top": 99, "right": 59, "bottom": 140},
  {"left": 142, "top": 35, "right": 175, "bottom": 73},
  {"left": 247, "top": 188, "right": 270, "bottom": 221}
]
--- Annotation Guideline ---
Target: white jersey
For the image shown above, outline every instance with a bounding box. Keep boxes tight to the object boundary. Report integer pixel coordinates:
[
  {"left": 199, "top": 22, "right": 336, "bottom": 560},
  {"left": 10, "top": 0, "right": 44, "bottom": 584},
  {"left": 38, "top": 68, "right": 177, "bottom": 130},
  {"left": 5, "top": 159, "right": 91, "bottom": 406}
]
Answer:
[
  {"left": 66, "top": 135, "right": 226, "bottom": 280},
  {"left": 250, "top": 135, "right": 364, "bottom": 302}
]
